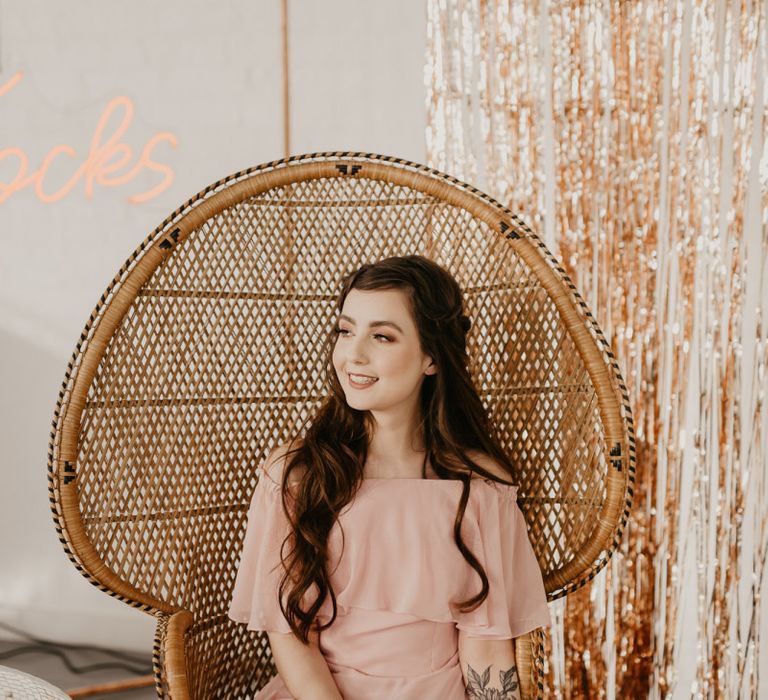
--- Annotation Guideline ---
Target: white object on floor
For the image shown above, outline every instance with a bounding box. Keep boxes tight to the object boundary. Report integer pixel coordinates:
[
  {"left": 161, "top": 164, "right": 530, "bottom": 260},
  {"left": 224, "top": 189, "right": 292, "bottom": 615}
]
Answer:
[{"left": 0, "top": 664, "right": 71, "bottom": 699}]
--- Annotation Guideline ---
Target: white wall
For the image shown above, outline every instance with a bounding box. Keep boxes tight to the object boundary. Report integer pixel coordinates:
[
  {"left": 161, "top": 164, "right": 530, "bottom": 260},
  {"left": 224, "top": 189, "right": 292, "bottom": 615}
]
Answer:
[{"left": 0, "top": 0, "right": 426, "bottom": 652}]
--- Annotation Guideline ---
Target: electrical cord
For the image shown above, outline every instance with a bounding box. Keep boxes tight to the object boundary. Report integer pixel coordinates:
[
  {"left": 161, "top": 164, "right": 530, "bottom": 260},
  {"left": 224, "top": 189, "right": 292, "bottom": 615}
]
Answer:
[{"left": 0, "top": 621, "right": 152, "bottom": 676}]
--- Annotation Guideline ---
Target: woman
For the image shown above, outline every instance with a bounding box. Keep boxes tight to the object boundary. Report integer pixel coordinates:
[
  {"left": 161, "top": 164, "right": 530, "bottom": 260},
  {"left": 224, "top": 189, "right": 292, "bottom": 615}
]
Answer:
[{"left": 229, "top": 255, "right": 550, "bottom": 699}]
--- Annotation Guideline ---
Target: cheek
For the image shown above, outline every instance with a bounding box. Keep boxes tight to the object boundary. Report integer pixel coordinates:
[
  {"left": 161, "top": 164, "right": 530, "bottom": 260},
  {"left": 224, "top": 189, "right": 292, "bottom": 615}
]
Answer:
[
  {"left": 379, "top": 349, "right": 412, "bottom": 374},
  {"left": 331, "top": 343, "right": 344, "bottom": 373}
]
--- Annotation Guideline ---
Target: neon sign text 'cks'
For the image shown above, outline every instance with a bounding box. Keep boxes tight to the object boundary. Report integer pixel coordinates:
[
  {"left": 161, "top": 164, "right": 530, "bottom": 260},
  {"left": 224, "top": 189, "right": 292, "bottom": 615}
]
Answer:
[{"left": 0, "top": 71, "right": 177, "bottom": 204}]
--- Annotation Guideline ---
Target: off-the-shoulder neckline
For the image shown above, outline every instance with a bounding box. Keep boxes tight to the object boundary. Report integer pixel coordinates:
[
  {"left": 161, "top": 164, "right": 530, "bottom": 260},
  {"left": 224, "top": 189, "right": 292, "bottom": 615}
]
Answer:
[
  {"left": 257, "top": 467, "right": 517, "bottom": 491},
  {"left": 360, "top": 477, "right": 518, "bottom": 489}
]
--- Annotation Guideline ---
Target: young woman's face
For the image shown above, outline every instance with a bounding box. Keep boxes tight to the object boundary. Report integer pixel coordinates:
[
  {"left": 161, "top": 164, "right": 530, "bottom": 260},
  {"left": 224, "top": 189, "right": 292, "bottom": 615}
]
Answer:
[{"left": 332, "top": 288, "right": 436, "bottom": 414}]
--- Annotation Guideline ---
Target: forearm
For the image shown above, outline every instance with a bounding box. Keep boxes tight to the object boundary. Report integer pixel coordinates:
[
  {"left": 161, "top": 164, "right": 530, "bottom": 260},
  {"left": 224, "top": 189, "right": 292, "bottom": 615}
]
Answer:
[
  {"left": 267, "top": 630, "right": 343, "bottom": 700},
  {"left": 459, "top": 636, "right": 521, "bottom": 700}
]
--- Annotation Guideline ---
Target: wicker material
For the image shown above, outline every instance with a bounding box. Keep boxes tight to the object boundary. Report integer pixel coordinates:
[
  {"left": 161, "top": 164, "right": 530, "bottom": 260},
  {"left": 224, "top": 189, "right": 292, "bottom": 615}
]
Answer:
[
  {"left": 0, "top": 665, "right": 70, "bottom": 699},
  {"left": 48, "top": 152, "right": 635, "bottom": 699}
]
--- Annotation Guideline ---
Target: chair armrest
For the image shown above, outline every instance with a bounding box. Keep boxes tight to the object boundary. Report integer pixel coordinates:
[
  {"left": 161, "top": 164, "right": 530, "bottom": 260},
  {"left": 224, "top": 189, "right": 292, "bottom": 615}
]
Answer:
[
  {"left": 514, "top": 628, "right": 545, "bottom": 700},
  {"left": 155, "top": 610, "right": 194, "bottom": 699}
]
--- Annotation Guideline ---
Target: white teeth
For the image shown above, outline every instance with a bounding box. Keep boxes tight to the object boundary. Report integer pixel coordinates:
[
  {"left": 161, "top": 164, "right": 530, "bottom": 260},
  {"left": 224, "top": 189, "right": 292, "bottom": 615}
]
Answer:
[{"left": 349, "top": 373, "right": 377, "bottom": 384}]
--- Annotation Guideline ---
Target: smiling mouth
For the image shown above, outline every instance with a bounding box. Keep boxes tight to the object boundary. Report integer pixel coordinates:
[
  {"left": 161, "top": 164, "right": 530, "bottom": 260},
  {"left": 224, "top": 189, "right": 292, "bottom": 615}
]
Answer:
[{"left": 348, "top": 372, "right": 379, "bottom": 385}]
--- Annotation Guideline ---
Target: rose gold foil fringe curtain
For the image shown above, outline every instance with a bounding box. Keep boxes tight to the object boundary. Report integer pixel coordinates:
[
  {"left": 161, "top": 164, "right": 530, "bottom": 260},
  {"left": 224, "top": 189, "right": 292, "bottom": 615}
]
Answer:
[{"left": 425, "top": 1, "right": 767, "bottom": 697}]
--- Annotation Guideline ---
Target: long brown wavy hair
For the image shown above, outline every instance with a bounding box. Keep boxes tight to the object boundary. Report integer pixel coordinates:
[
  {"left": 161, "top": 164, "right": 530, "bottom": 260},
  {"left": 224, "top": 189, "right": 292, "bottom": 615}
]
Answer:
[{"left": 275, "top": 255, "right": 517, "bottom": 644}]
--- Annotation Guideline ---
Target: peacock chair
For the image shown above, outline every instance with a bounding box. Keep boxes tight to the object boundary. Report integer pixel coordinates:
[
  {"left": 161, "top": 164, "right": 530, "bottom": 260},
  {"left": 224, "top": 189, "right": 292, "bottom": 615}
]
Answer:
[{"left": 48, "top": 152, "right": 636, "bottom": 699}]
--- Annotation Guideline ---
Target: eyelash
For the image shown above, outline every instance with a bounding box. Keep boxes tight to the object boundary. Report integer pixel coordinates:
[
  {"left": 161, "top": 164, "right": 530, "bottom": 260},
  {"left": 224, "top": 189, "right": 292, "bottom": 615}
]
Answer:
[{"left": 333, "top": 326, "right": 393, "bottom": 343}]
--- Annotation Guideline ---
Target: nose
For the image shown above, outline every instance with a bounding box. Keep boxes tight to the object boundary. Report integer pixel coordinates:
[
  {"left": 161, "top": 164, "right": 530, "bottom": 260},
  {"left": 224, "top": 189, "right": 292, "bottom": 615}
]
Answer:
[{"left": 344, "top": 333, "right": 369, "bottom": 365}]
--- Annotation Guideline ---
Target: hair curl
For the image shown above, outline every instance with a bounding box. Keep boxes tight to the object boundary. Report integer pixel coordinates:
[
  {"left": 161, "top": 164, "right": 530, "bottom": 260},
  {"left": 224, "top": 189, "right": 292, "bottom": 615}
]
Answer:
[{"left": 274, "top": 255, "right": 516, "bottom": 643}]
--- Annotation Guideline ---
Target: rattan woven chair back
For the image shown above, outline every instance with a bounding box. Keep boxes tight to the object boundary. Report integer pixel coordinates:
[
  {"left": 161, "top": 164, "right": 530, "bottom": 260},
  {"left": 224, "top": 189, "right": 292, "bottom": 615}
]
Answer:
[{"left": 48, "top": 152, "right": 635, "bottom": 700}]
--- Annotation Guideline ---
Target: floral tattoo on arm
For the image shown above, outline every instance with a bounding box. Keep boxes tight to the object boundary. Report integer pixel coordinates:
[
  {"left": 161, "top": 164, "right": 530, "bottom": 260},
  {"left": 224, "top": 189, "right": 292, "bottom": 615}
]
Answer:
[{"left": 465, "top": 663, "right": 521, "bottom": 699}]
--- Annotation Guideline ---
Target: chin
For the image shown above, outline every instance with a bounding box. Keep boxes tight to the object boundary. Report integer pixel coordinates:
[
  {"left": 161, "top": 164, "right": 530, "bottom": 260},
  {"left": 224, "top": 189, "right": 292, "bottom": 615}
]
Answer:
[{"left": 344, "top": 394, "right": 369, "bottom": 407}]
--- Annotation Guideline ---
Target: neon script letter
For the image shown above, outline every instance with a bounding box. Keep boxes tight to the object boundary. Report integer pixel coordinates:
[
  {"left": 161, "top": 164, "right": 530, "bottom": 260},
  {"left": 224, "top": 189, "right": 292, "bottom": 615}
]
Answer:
[{"left": 0, "top": 71, "right": 178, "bottom": 204}]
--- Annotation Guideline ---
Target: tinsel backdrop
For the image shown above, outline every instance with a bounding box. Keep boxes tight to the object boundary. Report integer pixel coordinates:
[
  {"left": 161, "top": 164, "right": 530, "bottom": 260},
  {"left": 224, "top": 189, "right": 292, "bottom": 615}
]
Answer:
[{"left": 425, "top": 1, "right": 767, "bottom": 697}]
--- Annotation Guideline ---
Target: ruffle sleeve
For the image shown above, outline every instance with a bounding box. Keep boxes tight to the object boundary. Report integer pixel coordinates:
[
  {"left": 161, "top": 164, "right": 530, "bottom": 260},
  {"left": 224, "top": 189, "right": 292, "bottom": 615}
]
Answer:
[
  {"left": 228, "top": 466, "right": 297, "bottom": 634},
  {"left": 450, "top": 484, "right": 551, "bottom": 639}
]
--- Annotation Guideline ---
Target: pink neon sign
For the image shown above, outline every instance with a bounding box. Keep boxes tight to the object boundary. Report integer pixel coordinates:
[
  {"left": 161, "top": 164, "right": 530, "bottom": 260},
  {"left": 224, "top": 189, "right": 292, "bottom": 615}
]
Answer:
[{"left": 0, "top": 70, "right": 178, "bottom": 204}]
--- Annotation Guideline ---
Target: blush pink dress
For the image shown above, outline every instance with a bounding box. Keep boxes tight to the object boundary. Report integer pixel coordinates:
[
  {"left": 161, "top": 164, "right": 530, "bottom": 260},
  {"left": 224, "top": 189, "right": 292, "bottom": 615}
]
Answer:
[{"left": 228, "top": 466, "right": 551, "bottom": 699}]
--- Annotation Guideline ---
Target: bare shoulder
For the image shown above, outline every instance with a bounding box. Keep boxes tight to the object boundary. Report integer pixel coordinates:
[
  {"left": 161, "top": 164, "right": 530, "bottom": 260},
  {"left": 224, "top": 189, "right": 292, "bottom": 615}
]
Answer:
[
  {"left": 464, "top": 449, "right": 511, "bottom": 481},
  {"left": 262, "top": 439, "right": 305, "bottom": 486}
]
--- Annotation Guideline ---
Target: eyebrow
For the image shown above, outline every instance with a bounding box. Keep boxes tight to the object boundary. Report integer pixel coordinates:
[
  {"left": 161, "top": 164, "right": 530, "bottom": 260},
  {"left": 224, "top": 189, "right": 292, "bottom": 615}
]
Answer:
[{"left": 338, "top": 314, "right": 404, "bottom": 334}]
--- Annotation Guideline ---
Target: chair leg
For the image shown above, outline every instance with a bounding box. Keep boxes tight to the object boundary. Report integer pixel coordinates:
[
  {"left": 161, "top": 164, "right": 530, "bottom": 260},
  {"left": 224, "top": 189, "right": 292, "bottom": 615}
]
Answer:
[{"left": 66, "top": 675, "right": 155, "bottom": 698}]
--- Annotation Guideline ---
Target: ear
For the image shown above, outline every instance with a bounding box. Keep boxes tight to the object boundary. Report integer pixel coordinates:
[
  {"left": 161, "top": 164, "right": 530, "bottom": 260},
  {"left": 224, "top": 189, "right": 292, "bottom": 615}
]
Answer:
[{"left": 424, "top": 359, "right": 437, "bottom": 375}]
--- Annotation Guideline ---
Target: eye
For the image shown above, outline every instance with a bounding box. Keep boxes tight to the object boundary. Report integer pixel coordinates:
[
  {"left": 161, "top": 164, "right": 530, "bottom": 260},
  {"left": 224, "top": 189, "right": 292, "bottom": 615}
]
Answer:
[{"left": 333, "top": 326, "right": 392, "bottom": 343}]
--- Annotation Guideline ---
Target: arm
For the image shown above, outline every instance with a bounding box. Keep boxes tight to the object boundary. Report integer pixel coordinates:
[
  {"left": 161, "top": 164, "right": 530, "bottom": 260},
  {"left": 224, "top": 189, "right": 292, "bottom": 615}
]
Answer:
[
  {"left": 458, "top": 631, "right": 521, "bottom": 700},
  {"left": 261, "top": 444, "right": 341, "bottom": 699},
  {"left": 267, "top": 628, "right": 343, "bottom": 700}
]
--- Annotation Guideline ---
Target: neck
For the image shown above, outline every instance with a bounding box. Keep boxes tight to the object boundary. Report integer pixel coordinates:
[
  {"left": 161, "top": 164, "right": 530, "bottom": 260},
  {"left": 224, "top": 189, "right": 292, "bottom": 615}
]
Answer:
[{"left": 364, "top": 412, "right": 429, "bottom": 478}]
